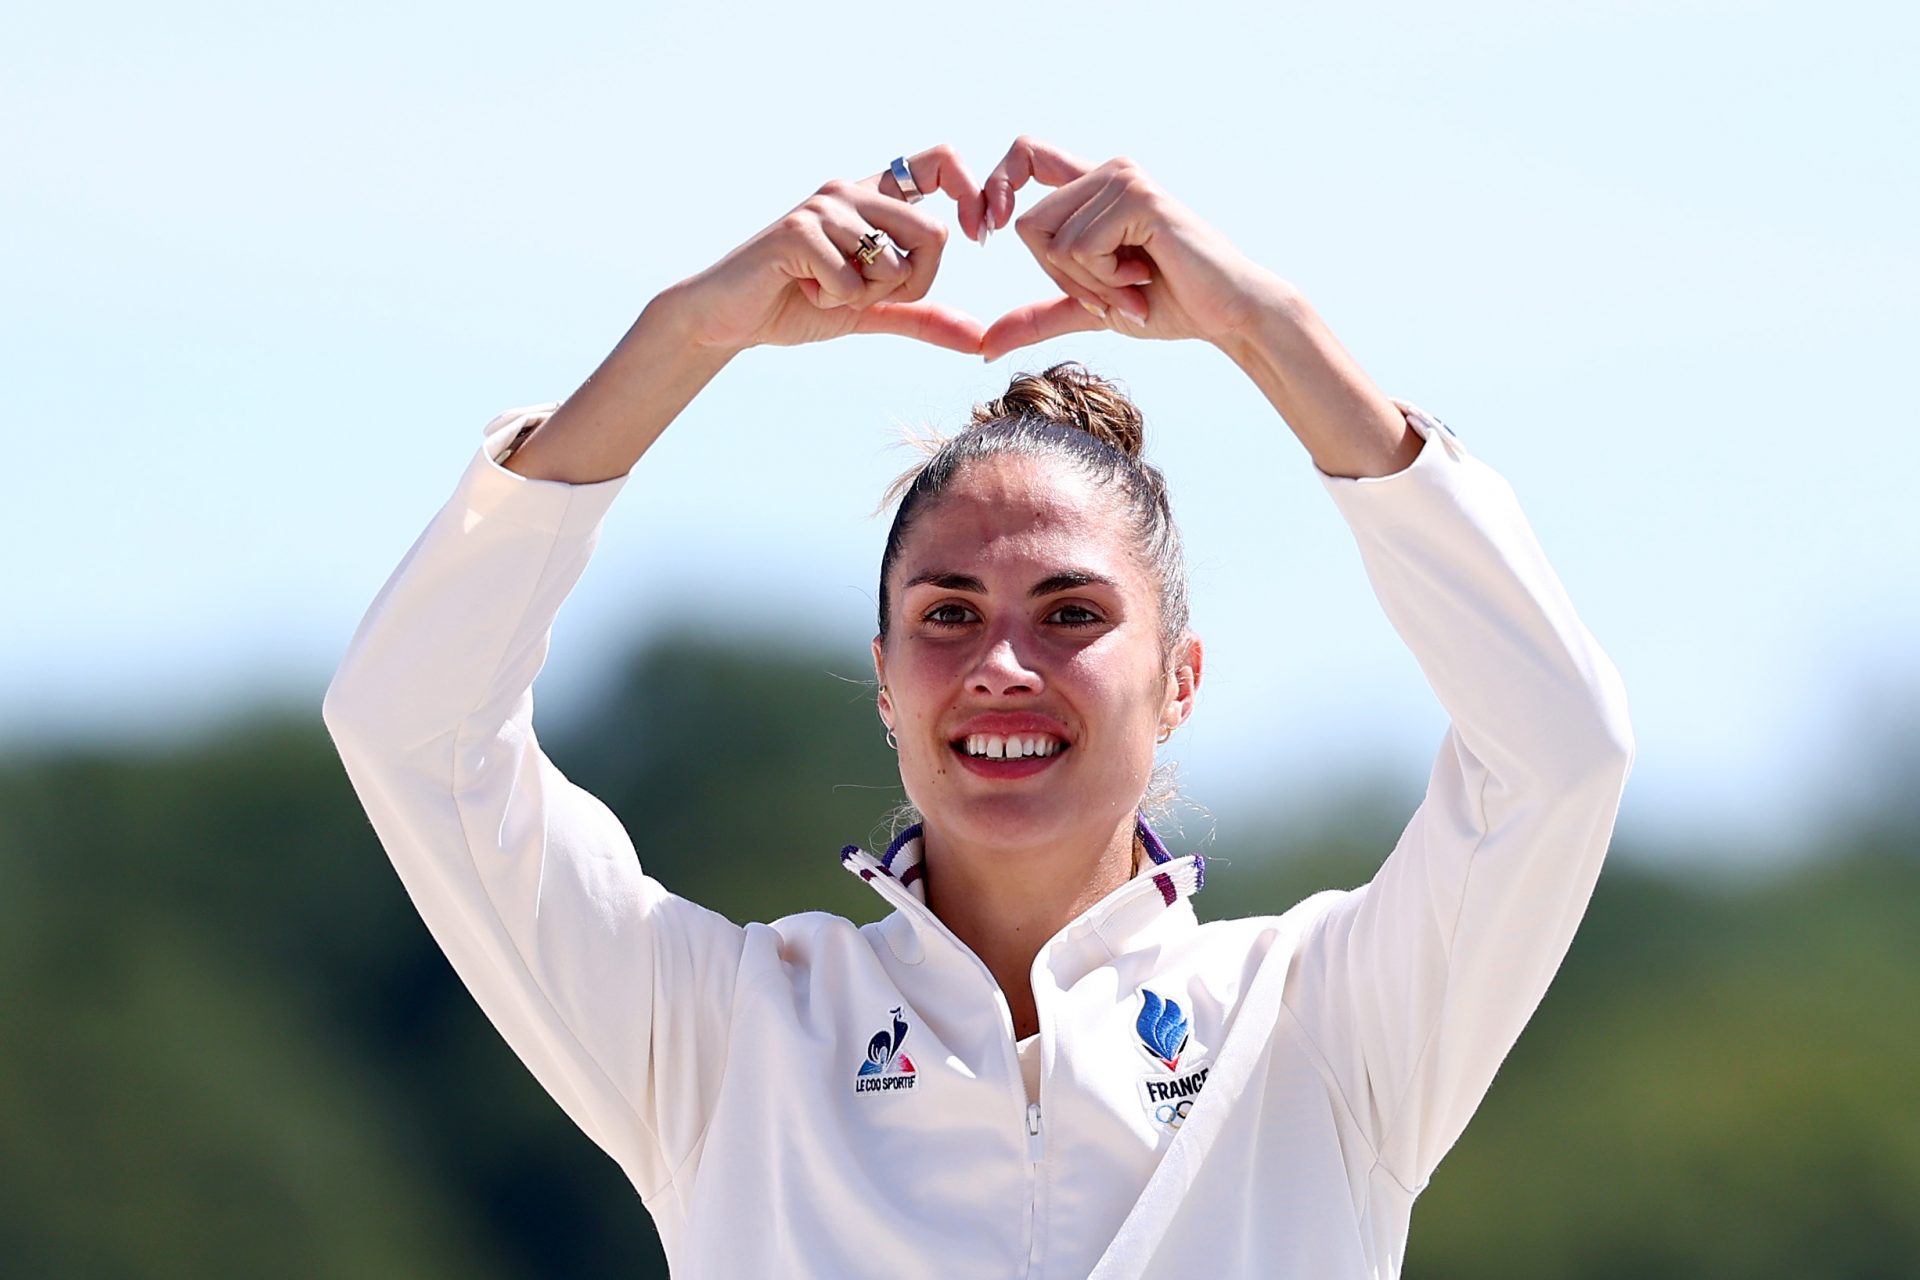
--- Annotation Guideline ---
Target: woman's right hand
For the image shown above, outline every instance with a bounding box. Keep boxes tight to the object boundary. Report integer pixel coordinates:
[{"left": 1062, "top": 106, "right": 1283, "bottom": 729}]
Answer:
[{"left": 661, "top": 145, "right": 991, "bottom": 357}]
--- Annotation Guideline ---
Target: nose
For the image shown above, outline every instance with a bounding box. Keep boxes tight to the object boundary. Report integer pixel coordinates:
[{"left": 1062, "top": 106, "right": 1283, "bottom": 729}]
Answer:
[{"left": 969, "top": 633, "right": 1044, "bottom": 698}]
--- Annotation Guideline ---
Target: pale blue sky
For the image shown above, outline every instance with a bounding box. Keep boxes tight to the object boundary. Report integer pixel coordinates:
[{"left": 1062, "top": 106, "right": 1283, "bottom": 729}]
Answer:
[{"left": 5, "top": 1, "right": 1915, "bottom": 865}]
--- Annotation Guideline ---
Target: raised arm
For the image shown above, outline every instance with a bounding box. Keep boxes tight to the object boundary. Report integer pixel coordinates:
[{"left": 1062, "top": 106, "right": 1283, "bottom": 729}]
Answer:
[
  {"left": 1283, "top": 400, "right": 1634, "bottom": 1193},
  {"left": 322, "top": 400, "right": 737, "bottom": 1199},
  {"left": 507, "top": 146, "right": 994, "bottom": 485},
  {"left": 323, "top": 145, "right": 995, "bottom": 1198},
  {"left": 975, "top": 136, "right": 1634, "bottom": 1192}
]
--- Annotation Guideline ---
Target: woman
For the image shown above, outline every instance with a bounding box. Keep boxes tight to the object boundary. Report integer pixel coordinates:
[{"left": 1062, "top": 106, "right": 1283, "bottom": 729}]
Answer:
[{"left": 324, "top": 138, "right": 1634, "bottom": 1279}]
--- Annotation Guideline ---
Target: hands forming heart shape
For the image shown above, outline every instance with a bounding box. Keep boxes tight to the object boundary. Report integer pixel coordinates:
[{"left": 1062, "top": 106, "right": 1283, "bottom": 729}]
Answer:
[{"left": 668, "top": 137, "right": 1291, "bottom": 365}]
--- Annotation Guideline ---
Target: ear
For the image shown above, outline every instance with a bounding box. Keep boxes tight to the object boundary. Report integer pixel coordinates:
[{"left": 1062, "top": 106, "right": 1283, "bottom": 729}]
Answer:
[
  {"left": 1159, "top": 631, "right": 1203, "bottom": 737},
  {"left": 871, "top": 635, "right": 892, "bottom": 729}
]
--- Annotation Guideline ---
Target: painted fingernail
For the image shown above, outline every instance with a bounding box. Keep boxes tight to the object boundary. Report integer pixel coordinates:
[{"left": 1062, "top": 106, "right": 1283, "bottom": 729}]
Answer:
[
  {"left": 1117, "top": 302, "right": 1148, "bottom": 326},
  {"left": 1081, "top": 299, "right": 1108, "bottom": 320}
]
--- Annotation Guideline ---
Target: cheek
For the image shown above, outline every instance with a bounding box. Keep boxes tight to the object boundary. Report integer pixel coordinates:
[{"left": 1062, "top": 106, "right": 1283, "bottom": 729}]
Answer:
[
  {"left": 888, "top": 649, "right": 964, "bottom": 719},
  {"left": 1059, "top": 644, "right": 1159, "bottom": 706},
  {"left": 892, "top": 703, "right": 958, "bottom": 803}
]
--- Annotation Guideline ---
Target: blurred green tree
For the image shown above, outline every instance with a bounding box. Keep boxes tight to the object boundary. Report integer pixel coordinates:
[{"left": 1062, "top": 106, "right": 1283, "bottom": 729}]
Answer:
[{"left": 1, "top": 631, "right": 1914, "bottom": 1278}]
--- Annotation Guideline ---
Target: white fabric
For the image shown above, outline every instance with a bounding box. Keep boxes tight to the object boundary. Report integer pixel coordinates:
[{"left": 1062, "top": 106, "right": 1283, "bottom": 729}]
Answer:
[
  {"left": 323, "top": 399, "right": 1634, "bottom": 1279},
  {"left": 1017, "top": 1031, "right": 1042, "bottom": 1106}
]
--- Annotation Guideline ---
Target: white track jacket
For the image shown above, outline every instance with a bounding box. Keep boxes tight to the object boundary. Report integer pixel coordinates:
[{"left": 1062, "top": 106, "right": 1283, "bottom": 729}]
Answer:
[{"left": 323, "top": 399, "right": 1635, "bottom": 1279}]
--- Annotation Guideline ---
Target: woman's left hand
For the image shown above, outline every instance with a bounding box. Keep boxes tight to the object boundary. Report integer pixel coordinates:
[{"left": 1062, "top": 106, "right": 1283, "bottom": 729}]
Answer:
[{"left": 977, "top": 137, "right": 1291, "bottom": 362}]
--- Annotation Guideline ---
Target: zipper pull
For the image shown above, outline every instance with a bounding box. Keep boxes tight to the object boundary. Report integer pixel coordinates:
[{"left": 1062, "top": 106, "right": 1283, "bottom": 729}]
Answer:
[{"left": 1026, "top": 1102, "right": 1044, "bottom": 1163}]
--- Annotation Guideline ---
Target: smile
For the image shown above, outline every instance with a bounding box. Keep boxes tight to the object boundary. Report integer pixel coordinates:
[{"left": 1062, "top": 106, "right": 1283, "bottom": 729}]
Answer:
[
  {"left": 955, "top": 733, "right": 1065, "bottom": 760},
  {"left": 948, "top": 734, "right": 1069, "bottom": 780}
]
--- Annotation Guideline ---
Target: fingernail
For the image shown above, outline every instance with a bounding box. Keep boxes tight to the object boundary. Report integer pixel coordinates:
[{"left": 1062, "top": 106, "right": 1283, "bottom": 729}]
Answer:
[
  {"left": 1081, "top": 299, "right": 1108, "bottom": 320},
  {"left": 975, "top": 223, "right": 991, "bottom": 246},
  {"left": 1117, "top": 303, "right": 1148, "bottom": 326}
]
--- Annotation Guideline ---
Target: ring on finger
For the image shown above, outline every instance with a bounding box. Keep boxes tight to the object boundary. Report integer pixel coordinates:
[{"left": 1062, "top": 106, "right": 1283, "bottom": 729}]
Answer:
[
  {"left": 853, "top": 229, "right": 893, "bottom": 266},
  {"left": 889, "top": 156, "right": 923, "bottom": 204}
]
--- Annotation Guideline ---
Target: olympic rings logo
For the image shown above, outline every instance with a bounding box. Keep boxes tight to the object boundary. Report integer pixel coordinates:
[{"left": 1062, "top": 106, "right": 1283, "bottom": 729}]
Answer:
[{"left": 1154, "top": 1099, "right": 1193, "bottom": 1129}]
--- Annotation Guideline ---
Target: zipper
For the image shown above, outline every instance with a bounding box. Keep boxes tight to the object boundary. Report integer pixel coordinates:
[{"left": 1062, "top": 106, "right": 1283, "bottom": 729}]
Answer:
[
  {"left": 848, "top": 854, "right": 1049, "bottom": 1130},
  {"left": 848, "top": 854, "right": 1049, "bottom": 1270},
  {"left": 848, "top": 846, "right": 1209, "bottom": 1278},
  {"left": 1025, "top": 1097, "right": 1047, "bottom": 1275}
]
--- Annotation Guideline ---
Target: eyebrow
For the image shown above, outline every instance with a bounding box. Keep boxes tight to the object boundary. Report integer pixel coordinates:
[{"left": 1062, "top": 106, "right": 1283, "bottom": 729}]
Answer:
[{"left": 901, "top": 569, "right": 1120, "bottom": 598}]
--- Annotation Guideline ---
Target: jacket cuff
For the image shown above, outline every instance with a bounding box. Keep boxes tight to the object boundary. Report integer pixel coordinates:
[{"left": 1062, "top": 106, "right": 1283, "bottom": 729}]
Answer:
[
  {"left": 453, "top": 402, "right": 631, "bottom": 537},
  {"left": 1317, "top": 398, "right": 1474, "bottom": 526}
]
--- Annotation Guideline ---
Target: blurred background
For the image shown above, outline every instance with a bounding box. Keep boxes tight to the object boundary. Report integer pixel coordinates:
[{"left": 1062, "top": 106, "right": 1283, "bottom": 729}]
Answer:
[{"left": 4, "top": 1, "right": 1916, "bottom": 1276}]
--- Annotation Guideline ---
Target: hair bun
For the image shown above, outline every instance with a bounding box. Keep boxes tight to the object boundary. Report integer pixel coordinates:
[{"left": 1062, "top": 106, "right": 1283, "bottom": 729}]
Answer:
[{"left": 971, "top": 360, "right": 1145, "bottom": 458}]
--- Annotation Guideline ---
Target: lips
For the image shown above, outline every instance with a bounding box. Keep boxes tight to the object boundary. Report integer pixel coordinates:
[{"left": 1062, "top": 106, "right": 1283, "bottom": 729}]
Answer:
[
  {"left": 946, "top": 713, "right": 1072, "bottom": 779},
  {"left": 950, "top": 744, "right": 1066, "bottom": 780}
]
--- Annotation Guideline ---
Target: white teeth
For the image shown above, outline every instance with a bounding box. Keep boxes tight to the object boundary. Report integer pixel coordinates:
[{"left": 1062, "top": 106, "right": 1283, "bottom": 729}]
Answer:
[{"left": 958, "top": 733, "right": 1063, "bottom": 759}]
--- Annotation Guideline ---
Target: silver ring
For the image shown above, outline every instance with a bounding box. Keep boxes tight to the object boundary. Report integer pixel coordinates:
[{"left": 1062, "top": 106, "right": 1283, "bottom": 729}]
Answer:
[{"left": 889, "top": 156, "right": 923, "bottom": 204}]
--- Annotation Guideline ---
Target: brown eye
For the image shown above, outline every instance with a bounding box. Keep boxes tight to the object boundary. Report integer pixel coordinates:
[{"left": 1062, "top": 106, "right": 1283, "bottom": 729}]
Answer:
[
  {"left": 1047, "top": 604, "right": 1103, "bottom": 627},
  {"left": 924, "top": 603, "right": 977, "bottom": 627}
]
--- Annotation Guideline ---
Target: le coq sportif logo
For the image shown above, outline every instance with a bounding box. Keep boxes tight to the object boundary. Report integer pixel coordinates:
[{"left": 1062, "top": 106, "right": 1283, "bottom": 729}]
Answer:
[{"left": 854, "top": 1007, "right": 919, "bottom": 1094}]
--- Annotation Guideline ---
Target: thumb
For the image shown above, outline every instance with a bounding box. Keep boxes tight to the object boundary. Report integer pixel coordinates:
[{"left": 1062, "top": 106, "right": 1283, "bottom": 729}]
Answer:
[
  {"left": 978, "top": 297, "right": 1104, "bottom": 362},
  {"left": 852, "top": 301, "right": 987, "bottom": 355}
]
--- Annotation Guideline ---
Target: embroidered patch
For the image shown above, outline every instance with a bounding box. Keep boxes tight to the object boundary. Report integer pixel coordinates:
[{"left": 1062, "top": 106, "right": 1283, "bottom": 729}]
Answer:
[
  {"left": 1137, "top": 1064, "right": 1211, "bottom": 1130},
  {"left": 853, "top": 1006, "right": 918, "bottom": 1094},
  {"left": 1136, "top": 989, "right": 1190, "bottom": 1069},
  {"left": 1135, "top": 989, "right": 1207, "bottom": 1130}
]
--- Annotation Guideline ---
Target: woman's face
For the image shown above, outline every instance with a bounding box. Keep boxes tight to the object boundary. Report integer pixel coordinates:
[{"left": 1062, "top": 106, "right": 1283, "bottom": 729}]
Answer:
[{"left": 873, "top": 454, "right": 1201, "bottom": 857}]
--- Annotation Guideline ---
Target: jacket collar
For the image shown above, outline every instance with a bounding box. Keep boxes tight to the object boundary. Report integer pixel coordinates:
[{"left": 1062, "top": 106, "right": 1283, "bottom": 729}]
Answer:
[{"left": 839, "top": 816, "right": 1206, "bottom": 958}]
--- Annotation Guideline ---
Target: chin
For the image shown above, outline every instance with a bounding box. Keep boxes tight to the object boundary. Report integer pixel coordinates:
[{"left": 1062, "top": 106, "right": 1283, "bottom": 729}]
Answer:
[{"left": 920, "top": 792, "right": 1123, "bottom": 855}]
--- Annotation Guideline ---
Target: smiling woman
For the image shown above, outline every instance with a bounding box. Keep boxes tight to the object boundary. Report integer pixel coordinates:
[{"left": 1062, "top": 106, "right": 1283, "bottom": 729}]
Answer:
[
  {"left": 322, "top": 139, "right": 1635, "bottom": 1279},
  {"left": 868, "top": 363, "right": 1202, "bottom": 1041}
]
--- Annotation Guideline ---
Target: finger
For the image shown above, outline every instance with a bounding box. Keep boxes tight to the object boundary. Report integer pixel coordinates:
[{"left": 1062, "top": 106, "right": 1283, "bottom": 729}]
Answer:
[
  {"left": 1049, "top": 170, "right": 1120, "bottom": 242},
  {"left": 1029, "top": 174, "right": 1141, "bottom": 314},
  {"left": 978, "top": 296, "right": 1104, "bottom": 363},
  {"left": 1007, "top": 173, "right": 1141, "bottom": 320},
  {"left": 861, "top": 144, "right": 990, "bottom": 245},
  {"left": 852, "top": 301, "right": 988, "bottom": 355},
  {"left": 987, "top": 152, "right": 1136, "bottom": 311},
  {"left": 839, "top": 182, "right": 950, "bottom": 306},
  {"left": 982, "top": 135, "right": 1099, "bottom": 232},
  {"left": 1109, "top": 247, "right": 1155, "bottom": 288},
  {"left": 790, "top": 217, "right": 869, "bottom": 307},
  {"left": 1025, "top": 250, "right": 1121, "bottom": 326},
  {"left": 1049, "top": 183, "right": 1155, "bottom": 322},
  {"left": 814, "top": 200, "right": 915, "bottom": 309}
]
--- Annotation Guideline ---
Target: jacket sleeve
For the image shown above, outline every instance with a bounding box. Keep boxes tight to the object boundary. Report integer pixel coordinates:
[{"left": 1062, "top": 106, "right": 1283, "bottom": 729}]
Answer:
[
  {"left": 321, "top": 405, "right": 748, "bottom": 1201},
  {"left": 1280, "top": 400, "right": 1636, "bottom": 1194}
]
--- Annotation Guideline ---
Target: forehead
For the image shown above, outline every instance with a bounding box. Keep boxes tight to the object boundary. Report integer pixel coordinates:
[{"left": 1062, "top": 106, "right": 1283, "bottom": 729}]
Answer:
[{"left": 896, "top": 454, "right": 1139, "bottom": 579}]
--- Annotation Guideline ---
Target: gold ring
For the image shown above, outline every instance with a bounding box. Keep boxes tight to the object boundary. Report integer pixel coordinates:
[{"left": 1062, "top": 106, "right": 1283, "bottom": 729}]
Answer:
[{"left": 854, "top": 230, "right": 888, "bottom": 266}]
